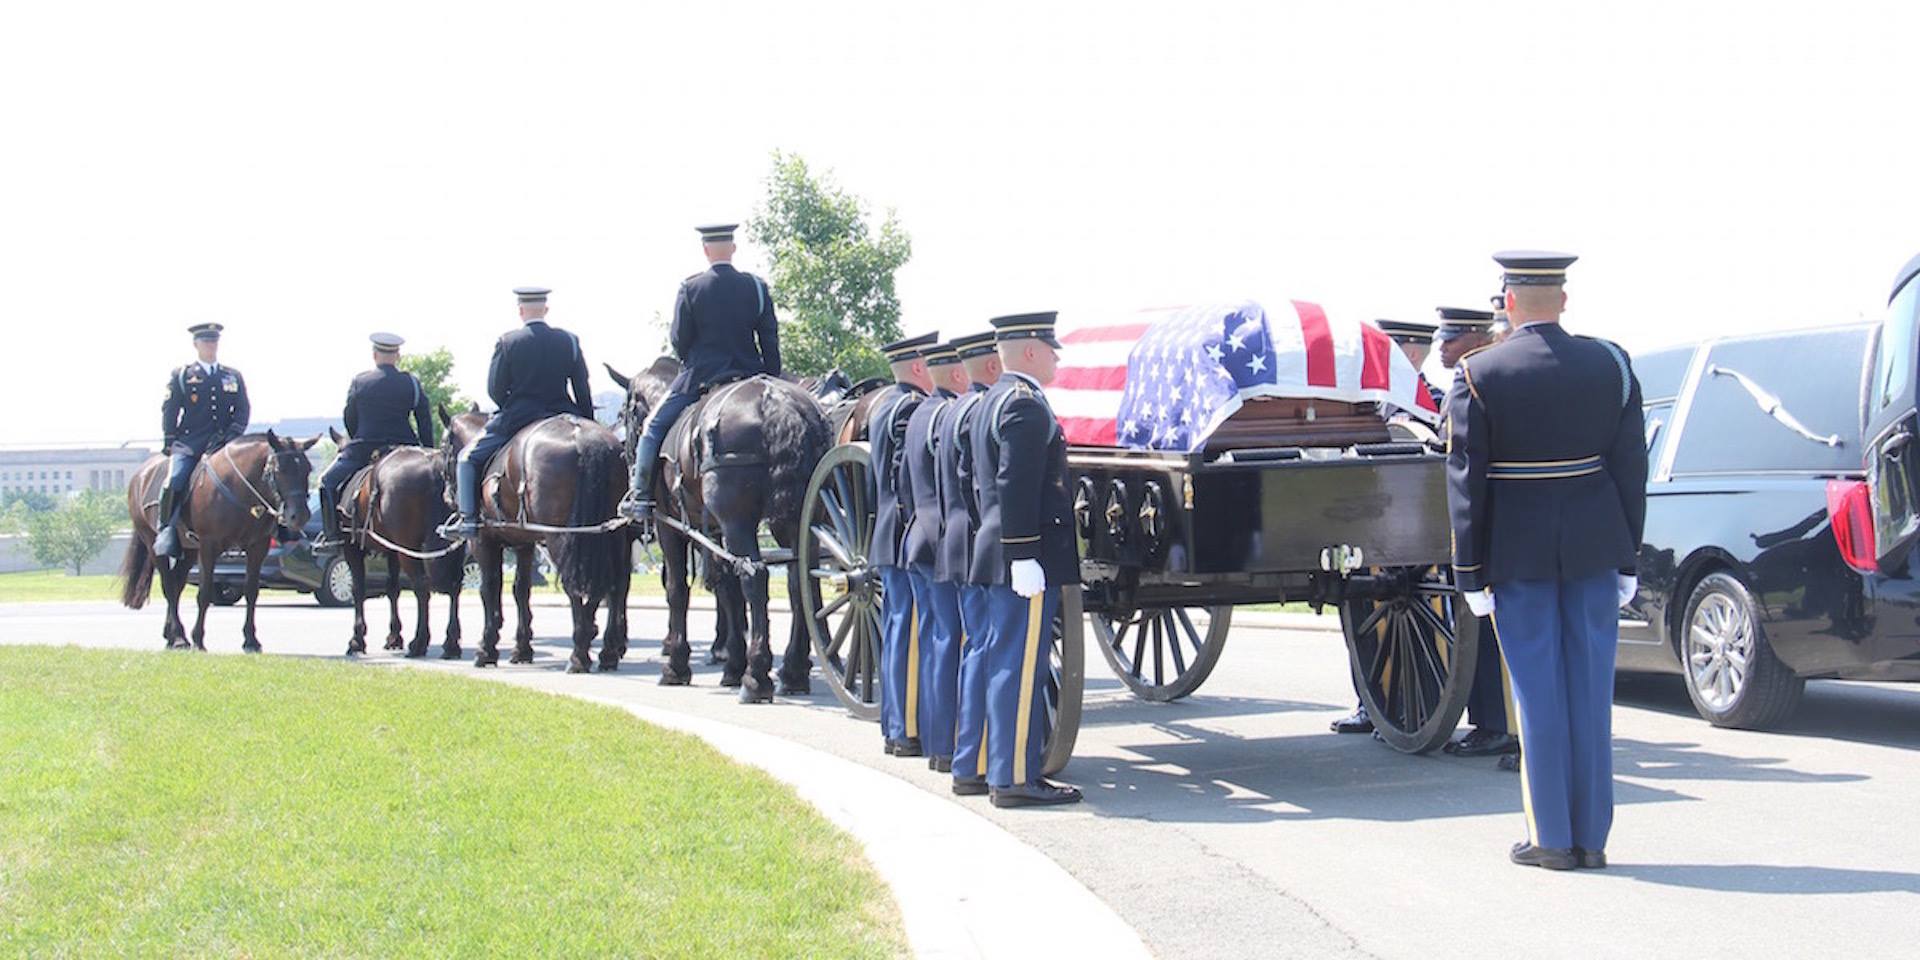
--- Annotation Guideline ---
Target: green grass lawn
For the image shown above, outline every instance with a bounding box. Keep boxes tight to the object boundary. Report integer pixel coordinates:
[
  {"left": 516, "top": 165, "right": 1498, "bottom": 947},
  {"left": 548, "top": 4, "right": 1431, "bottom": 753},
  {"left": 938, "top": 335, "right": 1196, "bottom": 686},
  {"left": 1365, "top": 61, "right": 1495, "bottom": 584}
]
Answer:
[
  {"left": 0, "top": 648, "right": 903, "bottom": 958},
  {"left": 0, "top": 569, "right": 124, "bottom": 603}
]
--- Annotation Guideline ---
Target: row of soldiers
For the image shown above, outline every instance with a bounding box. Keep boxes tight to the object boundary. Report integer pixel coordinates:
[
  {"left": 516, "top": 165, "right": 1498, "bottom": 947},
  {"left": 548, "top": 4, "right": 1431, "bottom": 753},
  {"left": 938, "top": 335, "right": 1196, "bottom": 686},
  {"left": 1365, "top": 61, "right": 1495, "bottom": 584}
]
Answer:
[{"left": 866, "top": 316, "right": 1083, "bottom": 808}]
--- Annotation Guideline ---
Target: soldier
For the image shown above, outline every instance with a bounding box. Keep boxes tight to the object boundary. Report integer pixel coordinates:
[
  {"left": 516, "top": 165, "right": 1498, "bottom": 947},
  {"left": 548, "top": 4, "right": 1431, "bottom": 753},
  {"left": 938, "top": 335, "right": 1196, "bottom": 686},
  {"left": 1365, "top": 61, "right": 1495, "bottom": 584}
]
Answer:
[
  {"left": 624, "top": 223, "right": 782, "bottom": 519},
  {"left": 312, "top": 333, "right": 435, "bottom": 550},
  {"left": 902, "top": 343, "right": 971, "bottom": 773},
  {"left": 1332, "top": 319, "right": 1441, "bottom": 736},
  {"left": 870, "top": 331, "right": 937, "bottom": 757},
  {"left": 444, "top": 287, "right": 596, "bottom": 539},
  {"left": 968, "top": 312, "right": 1081, "bottom": 808},
  {"left": 1447, "top": 251, "right": 1647, "bottom": 870},
  {"left": 944, "top": 331, "right": 1000, "bottom": 795},
  {"left": 1490, "top": 292, "right": 1513, "bottom": 342},
  {"left": 155, "top": 323, "right": 251, "bottom": 558}
]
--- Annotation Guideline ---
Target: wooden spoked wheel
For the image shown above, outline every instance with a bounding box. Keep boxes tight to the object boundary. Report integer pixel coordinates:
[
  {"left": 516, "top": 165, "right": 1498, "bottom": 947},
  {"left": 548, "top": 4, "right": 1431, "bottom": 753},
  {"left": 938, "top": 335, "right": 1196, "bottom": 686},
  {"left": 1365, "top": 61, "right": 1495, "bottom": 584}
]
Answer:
[{"left": 1338, "top": 565, "right": 1480, "bottom": 753}]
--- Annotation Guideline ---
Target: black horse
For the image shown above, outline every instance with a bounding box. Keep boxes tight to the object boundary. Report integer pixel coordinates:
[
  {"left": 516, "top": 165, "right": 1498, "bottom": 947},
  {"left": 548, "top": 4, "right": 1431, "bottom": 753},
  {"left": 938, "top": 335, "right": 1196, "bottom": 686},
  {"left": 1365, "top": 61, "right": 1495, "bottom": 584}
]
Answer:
[
  {"left": 325, "top": 427, "right": 467, "bottom": 659},
  {"left": 608, "top": 358, "right": 829, "bottom": 702}
]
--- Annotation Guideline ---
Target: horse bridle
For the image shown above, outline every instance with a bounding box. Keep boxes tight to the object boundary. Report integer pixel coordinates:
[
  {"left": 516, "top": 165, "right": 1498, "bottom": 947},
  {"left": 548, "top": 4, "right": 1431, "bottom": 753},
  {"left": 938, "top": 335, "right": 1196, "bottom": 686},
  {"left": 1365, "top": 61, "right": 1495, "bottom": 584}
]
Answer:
[{"left": 222, "top": 444, "right": 303, "bottom": 526}]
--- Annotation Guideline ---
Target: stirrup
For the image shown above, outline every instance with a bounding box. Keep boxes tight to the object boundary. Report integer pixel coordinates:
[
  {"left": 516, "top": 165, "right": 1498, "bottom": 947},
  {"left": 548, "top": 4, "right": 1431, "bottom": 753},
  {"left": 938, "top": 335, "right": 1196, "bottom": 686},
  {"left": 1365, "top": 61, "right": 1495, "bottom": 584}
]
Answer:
[
  {"left": 619, "top": 491, "right": 655, "bottom": 521},
  {"left": 437, "top": 515, "right": 479, "bottom": 540}
]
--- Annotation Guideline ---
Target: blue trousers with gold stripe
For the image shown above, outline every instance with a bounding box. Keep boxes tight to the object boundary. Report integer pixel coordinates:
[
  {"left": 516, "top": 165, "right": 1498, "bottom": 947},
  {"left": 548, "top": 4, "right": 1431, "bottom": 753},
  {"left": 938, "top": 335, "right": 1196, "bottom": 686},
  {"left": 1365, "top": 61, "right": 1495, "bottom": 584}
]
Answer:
[
  {"left": 981, "top": 584, "right": 1058, "bottom": 789},
  {"left": 1492, "top": 573, "right": 1619, "bottom": 852},
  {"left": 910, "top": 569, "right": 963, "bottom": 761},
  {"left": 952, "top": 584, "right": 992, "bottom": 783},
  {"left": 877, "top": 566, "right": 919, "bottom": 744}
]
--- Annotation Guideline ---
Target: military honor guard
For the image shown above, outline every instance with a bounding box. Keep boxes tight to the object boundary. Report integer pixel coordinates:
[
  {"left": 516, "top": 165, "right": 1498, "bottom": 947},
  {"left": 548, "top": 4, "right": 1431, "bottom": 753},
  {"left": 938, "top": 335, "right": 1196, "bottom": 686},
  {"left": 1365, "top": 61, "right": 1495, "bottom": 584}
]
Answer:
[
  {"left": 901, "top": 342, "right": 972, "bottom": 772},
  {"left": 625, "top": 223, "right": 783, "bottom": 519},
  {"left": 1434, "top": 306, "right": 1497, "bottom": 375},
  {"left": 1446, "top": 251, "right": 1647, "bottom": 869},
  {"left": 944, "top": 332, "right": 1001, "bottom": 794},
  {"left": 155, "top": 323, "right": 252, "bottom": 558},
  {"left": 870, "top": 331, "right": 938, "bottom": 757},
  {"left": 967, "top": 312, "right": 1081, "bottom": 807},
  {"left": 445, "top": 287, "right": 597, "bottom": 539},
  {"left": 313, "top": 333, "right": 435, "bottom": 550}
]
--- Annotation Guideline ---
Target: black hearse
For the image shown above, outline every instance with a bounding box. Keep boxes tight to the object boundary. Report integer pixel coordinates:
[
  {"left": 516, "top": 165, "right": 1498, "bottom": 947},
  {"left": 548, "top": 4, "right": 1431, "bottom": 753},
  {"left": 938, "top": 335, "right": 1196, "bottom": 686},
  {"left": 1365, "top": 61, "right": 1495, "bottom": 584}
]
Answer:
[{"left": 1620, "top": 254, "right": 1920, "bottom": 728}]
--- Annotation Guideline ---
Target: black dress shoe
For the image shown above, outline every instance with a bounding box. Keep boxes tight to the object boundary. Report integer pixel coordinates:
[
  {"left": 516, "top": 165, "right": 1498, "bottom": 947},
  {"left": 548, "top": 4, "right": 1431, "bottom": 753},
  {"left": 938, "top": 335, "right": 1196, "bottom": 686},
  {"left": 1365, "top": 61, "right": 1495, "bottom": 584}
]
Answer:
[
  {"left": 884, "top": 737, "right": 922, "bottom": 758},
  {"left": 951, "top": 776, "right": 988, "bottom": 796},
  {"left": 1509, "top": 842, "right": 1577, "bottom": 871},
  {"left": 1497, "top": 751, "right": 1522, "bottom": 773},
  {"left": 1330, "top": 706, "right": 1374, "bottom": 734},
  {"left": 928, "top": 755, "right": 953, "bottom": 773},
  {"left": 990, "top": 779, "right": 1083, "bottom": 808},
  {"left": 1451, "top": 728, "right": 1521, "bottom": 757},
  {"left": 1575, "top": 847, "right": 1607, "bottom": 869}
]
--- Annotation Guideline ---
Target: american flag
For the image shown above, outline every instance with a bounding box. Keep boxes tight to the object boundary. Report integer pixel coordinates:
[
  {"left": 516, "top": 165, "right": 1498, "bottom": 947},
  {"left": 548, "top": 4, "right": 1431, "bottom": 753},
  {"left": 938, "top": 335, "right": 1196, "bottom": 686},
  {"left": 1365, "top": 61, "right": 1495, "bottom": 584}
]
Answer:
[{"left": 1049, "top": 299, "right": 1441, "bottom": 451}]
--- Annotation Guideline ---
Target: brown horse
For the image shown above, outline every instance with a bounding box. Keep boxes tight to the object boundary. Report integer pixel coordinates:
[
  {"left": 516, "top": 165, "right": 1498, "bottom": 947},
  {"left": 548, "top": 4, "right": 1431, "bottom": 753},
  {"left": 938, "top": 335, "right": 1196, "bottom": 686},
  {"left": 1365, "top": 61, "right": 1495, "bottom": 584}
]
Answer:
[
  {"left": 609, "top": 358, "right": 829, "bottom": 702},
  {"left": 326, "top": 429, "right": 467, "bottom": 659},
  {"left": 441, "top": 408, "right": 631, "bottom": 673},
  {"left": 119, "top": 432, "right": 317, "bottom": 651}
]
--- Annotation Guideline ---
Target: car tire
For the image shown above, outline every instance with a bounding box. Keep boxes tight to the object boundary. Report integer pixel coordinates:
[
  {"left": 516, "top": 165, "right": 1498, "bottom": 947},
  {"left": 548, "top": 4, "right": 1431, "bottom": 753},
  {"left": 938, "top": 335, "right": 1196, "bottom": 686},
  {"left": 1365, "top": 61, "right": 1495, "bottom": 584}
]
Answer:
[
  {"left": 316, "top": 556, "right": 356, "bottom": 608},
  {"left": 1678, "top": 571, "right": 1805, "bottom": 729},
  {"left": 462, "top": 559, "right": 481, "bottom": 592}
]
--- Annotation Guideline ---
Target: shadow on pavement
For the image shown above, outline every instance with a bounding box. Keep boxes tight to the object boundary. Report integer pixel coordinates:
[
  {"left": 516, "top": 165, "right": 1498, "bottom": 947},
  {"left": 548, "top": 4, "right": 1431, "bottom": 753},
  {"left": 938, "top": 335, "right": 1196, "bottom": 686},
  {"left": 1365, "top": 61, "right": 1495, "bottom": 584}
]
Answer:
[
  {"left": 1617, "top": 672, "right": 1920, "bottom": 752},
  {"left": 1603, "top": 863, "right": 1920, "bottom": 895}
]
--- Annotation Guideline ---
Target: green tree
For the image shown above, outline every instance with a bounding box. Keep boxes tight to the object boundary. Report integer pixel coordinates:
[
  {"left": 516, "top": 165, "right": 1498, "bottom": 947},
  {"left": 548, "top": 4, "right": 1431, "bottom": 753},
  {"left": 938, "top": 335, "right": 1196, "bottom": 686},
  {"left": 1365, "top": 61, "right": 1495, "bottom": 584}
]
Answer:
[
  {"left": 747, "top": 152, "right": 912, "bottom": 381},
  {"left": 399, "top": 347, "right": 473, "bottom": 420},
  {"left": 27, "top": 491, "right": 124, "bottom": 575}
]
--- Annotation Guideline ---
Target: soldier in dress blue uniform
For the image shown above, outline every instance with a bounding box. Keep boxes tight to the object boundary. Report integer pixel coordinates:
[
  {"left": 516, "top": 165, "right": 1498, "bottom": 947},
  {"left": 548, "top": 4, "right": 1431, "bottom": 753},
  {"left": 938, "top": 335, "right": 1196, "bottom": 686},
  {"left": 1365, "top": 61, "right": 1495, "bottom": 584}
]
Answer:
[
  {"left": 967, "top": 312, "right": 1082, "bottom": 807},
  {"left": 155, "top": 323, "right": 251, "bottom": 558},
  {"left": 1435, "top": 307, "right": 1496, "bottom": 373},
  {"left": 901, "top": 343, "right": 972, "bottom": 772},
  {"left": 445, "top": 287, "right": 596, "bottom": 539},
  {"left": 1447, "top": 251, "right": 1647, "bottom": 870},
  {"left": 943, "top": 332, "right": 1001, "bottom": 795},
  {"left": 624, "top": 224, "right": 782, "bottom": 518},
  {"left": 869, "top": 331, "right": 938, "bottom": 757},
  {"left": 312, "top": 333, "right": 436, "bottom": 550}
]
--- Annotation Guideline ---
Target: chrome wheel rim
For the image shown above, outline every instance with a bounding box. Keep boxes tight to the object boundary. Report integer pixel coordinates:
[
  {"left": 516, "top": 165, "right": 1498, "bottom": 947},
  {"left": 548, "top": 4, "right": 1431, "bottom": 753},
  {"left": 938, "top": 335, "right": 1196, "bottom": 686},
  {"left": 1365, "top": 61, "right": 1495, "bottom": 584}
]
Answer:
[
  {"left": 327, "top": 559, "right": 354, "bottom": 604},
  {"left": 1687, "top": 591, "right": 1753, "bottom": 712}
]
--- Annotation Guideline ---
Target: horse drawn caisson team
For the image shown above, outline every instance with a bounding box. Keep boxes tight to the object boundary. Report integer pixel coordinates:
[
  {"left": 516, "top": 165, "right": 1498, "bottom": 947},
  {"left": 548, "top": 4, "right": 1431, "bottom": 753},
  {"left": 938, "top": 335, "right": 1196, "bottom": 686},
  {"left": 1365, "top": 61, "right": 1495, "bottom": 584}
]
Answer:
[{"left": 117, "top": 227, "right": 1641, "bottom": 836}]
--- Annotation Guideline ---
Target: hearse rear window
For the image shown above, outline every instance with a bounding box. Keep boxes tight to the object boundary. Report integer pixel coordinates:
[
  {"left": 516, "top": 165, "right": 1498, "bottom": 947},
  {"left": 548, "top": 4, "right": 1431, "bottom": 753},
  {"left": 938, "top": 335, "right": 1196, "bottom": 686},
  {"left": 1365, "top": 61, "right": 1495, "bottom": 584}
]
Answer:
[
  {"left": 1670, "top": 327, "right": 1869, "bottom": 476},
  {"left": 1633, "top": 346, "right": 1694, "bottom": 403}
]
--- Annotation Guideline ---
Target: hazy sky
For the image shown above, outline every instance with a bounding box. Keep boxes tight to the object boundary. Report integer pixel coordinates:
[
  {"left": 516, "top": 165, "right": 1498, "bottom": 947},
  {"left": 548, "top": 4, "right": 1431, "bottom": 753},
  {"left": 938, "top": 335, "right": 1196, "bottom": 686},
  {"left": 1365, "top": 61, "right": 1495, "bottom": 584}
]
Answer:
[{"left": 4, "top": 0, "right": 1916, "bottom": 445}]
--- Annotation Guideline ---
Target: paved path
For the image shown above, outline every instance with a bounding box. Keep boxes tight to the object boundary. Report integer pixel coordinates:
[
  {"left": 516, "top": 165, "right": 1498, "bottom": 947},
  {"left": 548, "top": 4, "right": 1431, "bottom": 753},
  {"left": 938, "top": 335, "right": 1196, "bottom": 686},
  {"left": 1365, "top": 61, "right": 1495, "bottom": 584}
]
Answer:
[{"left": 8, "top": 599, "right": 1920, "bottom": 959}]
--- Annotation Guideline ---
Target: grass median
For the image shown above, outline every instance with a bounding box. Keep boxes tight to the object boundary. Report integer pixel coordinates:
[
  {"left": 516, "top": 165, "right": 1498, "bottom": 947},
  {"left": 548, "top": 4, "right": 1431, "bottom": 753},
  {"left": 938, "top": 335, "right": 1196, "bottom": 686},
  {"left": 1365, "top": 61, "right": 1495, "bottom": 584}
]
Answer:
[{"left": 0, "top": 647, "right": 903, "bottom": 958}]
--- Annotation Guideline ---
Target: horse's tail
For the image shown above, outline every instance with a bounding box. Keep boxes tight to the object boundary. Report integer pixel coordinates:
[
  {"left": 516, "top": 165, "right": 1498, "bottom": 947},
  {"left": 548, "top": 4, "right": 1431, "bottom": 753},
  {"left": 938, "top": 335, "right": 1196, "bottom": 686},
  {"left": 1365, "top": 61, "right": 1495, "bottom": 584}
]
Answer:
[
  {"left": 546, "top": 436, "right": 627, "bottom": 602},
  {"left": 765, "top": 383, "right": 831, "bottom": 538},
  {"left": 118, "top": 534, "right": 154, "bottom": 609}
]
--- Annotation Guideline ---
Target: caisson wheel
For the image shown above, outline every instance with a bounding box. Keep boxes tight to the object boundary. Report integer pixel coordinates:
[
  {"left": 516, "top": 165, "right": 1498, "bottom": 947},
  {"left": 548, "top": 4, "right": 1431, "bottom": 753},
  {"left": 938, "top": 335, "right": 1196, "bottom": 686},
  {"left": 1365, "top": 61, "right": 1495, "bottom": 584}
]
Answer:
[
  {"left": 799, "top": 443, "right": 882, "bottom": 720},
  {"left": 1042, "top": 587, "right": 1086, "bottom": 777},
  {"left": 1680, "top": 570, "right": 1804, "bottom": 729},
  {"left": 1339, "top": 565, "right": 1479, "bottom": 753},
  {"left": 1091, "top": 603, "right": 1232, "bottom": 701}
]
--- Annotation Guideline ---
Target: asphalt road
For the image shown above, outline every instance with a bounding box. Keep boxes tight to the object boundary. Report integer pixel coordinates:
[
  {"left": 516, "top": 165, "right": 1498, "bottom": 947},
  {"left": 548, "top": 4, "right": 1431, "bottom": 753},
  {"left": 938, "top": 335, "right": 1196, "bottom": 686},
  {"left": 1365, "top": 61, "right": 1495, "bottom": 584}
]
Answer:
[{"left": 7, "top": 598, "right": 1919, "bottom": 960}]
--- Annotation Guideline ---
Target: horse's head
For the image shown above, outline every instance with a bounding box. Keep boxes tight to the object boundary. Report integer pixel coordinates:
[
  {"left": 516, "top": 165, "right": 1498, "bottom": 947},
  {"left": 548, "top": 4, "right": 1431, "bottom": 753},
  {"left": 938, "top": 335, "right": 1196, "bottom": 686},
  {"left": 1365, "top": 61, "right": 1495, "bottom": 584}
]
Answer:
[
  {"left": 263, "top": 430, "right": 319, "bottom": 532},
  {"left": 605, "top": 357, "right": 680, "bottom": 460},
  {"left": 436, "top": 402, "right": 488, "bottom": 508}
]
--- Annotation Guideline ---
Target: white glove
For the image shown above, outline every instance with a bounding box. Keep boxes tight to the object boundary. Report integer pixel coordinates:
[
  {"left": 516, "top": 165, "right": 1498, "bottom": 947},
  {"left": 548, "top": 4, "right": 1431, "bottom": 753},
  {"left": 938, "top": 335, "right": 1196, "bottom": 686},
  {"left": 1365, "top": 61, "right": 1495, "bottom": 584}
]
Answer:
[
  {"left": 1617, "top": 574, "right": 1638, "bottom": 608},
  {"left": 1010, "top": 559, "right": 1047, "bottom": 598},
  {"left": 1463, "top": 589, "right": 1495, "bottom": 618}
]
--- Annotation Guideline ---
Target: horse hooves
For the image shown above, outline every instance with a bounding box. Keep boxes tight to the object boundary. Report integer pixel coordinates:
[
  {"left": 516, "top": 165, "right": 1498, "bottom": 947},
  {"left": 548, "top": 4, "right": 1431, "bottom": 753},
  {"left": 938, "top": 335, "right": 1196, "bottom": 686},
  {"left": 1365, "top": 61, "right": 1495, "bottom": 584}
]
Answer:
[
  {"left": 405, "top": 646, "right": 427, "bottom": 659},
  {"left": 738, "top": 684, "right": 775, "bottom": 705},
  {"left": 241, "top": 643, "right": 262, "bottom": 654},
  {"left": 718, "top": 674, "right": 744, "bottom": 689},
  {"left": 510, "top": 654, "right": 534, "bottom": 665},
  {"left": 440, "top": 646, "right": 463, "bottom": 661},
  {"left": 658, "top": 672, "right": 691, "bottom": 687},
  {"left": 705, "top": 651, "right": 727, "bottom": 666},
  {"left": 384, "top": 639, "right": 404, "bottom": 652},
  {"left": 474, "top": 654, "right": 498, "bottom": 668},
  {"left": 779, "top": 679, "right": 811, "bottom": 696},
  {"left": 597, "top": 660, "right": 620, "bottom": 673}
]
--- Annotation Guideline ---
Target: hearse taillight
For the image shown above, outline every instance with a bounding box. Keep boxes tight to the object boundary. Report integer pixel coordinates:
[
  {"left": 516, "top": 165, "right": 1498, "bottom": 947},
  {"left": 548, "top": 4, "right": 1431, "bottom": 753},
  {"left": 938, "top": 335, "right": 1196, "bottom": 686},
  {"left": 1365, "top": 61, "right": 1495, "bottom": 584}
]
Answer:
[{"left": 1826, "top": 478, "right": 1876, "bottom": 574}]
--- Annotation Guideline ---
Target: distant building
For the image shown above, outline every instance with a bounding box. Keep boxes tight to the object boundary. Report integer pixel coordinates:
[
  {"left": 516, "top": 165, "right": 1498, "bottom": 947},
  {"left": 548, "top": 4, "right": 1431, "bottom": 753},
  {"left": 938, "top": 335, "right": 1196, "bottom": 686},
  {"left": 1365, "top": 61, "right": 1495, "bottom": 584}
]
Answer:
[{"left": 0, "top": 447, "right": 155, "bottom": 496}]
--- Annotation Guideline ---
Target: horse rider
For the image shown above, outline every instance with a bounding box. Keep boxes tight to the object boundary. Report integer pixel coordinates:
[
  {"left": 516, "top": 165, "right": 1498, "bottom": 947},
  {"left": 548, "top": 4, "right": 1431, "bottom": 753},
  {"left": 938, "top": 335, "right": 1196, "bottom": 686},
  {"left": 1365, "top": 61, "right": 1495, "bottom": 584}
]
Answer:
[
  {"left": 870, "top": 331, "right": 937, "bottom": 757},
  {"left": 622, "top": 223, "right": 782, "bottom": 520},
  {"left": 942, "top": 331, "right": 1001, "bottom": 796},
  {"left": 1447, "top": 251, "right": 1646, "bottom": 870},
  {"left": 901, "top": 342, "right": 971, "bottom": 774},
  {"left": 967, "top": 312, "right": 1082, "bottom": 808},
  {"left": 312, "top": 332, "right": 435, "bottom": 550},
  {"left": 155, "top": 323, "right": 251, "bottom": 558},
  {"left": 444, "top": 287, "right": 596, "bottom": 539},
  {"left": 1332, "top": 319, "right": 1443, "bottom": 737}
]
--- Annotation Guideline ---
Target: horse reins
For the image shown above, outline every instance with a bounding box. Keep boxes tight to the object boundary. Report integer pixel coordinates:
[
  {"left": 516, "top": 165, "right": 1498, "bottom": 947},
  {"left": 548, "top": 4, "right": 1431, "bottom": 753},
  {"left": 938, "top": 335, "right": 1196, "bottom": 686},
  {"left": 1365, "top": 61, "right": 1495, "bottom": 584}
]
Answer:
[{"left": 217, "top": 444, "right": 298, "bottom": 527}]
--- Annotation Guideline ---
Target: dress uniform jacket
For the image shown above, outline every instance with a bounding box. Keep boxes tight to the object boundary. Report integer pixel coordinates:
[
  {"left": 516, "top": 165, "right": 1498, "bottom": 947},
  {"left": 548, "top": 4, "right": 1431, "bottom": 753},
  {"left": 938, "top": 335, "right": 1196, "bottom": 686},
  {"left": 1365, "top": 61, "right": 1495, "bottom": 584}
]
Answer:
[
  {"left": 934, "top": 384, "right": 990, "bottom": 583},
  {"left": 669, "top": 263, "right": 781, "bottom": 392},
  {"left": 1445, "top": 323, "right": 1647, "bottom": 592},
  {"left": 867, "top": 382, "right": 925, "bottom": 569},
  {"left": 341, "top": 364, "right": 434, "bottom": 457},
  {"left": 486, "top": 320, "right": 595, "bottom": 434},
  {"left": 900, "top": 388, "right": 957, "bottom": 571},
  {"left": 162, "top": 363, "right": 250, "bottom": 454},
  {"left": 967, "top": 372, "right": 1080, "bottom": 587}
]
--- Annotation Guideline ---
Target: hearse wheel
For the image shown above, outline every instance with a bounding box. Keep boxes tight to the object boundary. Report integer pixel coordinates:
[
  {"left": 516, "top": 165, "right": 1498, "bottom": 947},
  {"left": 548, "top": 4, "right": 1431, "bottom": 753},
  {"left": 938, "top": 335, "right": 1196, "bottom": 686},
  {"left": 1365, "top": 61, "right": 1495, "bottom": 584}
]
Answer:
[
  {"left": 1339, "top": 565, "right": 1480, "bottom": 754},
  {"left": 1680, "top": 571, "right": 1804, "bottom": 729},
  {"left": 1090, "top": 603, "right": 1233, "bottom": 701}
]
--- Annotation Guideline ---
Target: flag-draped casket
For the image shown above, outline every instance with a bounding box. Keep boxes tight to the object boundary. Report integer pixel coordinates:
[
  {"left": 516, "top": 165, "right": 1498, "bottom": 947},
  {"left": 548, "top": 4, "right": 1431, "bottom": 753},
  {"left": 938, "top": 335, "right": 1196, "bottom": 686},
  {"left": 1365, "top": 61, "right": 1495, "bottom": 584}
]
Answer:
[{"left": 1048, "top": 300, "right": 1441, "bottom": 451}]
